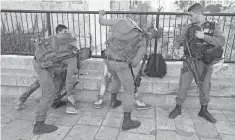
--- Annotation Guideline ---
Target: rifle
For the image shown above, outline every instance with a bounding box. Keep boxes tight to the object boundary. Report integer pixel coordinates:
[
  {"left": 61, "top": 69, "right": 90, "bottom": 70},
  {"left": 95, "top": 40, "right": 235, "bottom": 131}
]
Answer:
[
  {"left": 181, "top": 37, "right": 201, "bottom": 88},
  {"left": 129, "top": 54, "right": 148, "bottom": 93}
]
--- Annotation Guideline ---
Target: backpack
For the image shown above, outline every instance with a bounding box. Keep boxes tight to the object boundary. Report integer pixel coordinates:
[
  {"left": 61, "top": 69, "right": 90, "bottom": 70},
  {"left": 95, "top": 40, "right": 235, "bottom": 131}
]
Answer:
[
  {"left": 145, "top": 53, "right": 167, "bottom": 78},
  {"left": 34, "top": 32, "right": 77, "bottom": 68},
  {"left": 105, "top": 18, "right": 144, "bottom": 63}
]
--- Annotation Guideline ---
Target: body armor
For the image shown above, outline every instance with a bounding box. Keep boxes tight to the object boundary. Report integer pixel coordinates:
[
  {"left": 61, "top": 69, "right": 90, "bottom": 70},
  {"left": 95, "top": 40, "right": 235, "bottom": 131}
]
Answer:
[{"left": 184, "top": 21, "right": 223, "bottom": 65}]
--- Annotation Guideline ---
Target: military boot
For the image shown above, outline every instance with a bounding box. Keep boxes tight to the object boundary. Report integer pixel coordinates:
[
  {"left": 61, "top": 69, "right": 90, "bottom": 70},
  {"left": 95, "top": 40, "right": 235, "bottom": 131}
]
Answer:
[
  {"left": 110, "top": 93, "right": 121, "bottom": 108},
  {"left": 168, "top": 105, "right": 182, "bottom": 119},
  {"left": 122, "top": 112, "right": 141, "bottom": 131},
  {"left": 33, "top": 121, "right": 58, "bottom": 135},
  {"left": 198, "top": 105, "right": 217, "bottom": 123}
]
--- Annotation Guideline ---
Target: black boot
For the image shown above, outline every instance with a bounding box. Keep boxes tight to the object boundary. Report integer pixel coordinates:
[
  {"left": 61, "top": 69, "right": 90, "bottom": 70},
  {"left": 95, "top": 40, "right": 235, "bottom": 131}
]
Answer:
[
  {"left": 110, "top": 93, "right": 121, "bottom": 108},
  {"left": 198, "top": 105, "right": 217, "bottom": 123},
  {"left": 168, "top": 105, "right": 182, "bottom": 119},
  {"left": 122, "top": 112, "right": 141, "bottom": 131},
  {"left": 33, "top": 121, "right": 58, "bottom": 135}
]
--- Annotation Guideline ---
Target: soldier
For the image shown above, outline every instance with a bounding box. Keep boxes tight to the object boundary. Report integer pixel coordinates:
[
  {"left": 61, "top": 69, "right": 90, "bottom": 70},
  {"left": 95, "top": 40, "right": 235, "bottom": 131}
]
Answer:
[
  {"left": 15, "top": 25, "right": 91, "bottom": 111},
  {"left": 92, "top": 50, "right": 151, "bottom": 110},
  {"left": 168, "top": 3, "right": 225, "bottom": 123},
  {"left": 32, "top": 24, "right": 91, "bottom": 134},
  {"left": 99, "top": 10, "right": 157, "bottom": 131}
]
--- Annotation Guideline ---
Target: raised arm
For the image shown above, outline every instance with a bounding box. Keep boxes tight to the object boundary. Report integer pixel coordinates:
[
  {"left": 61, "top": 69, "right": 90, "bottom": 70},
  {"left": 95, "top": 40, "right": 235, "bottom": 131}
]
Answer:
[{"left": 99, "top": 10, "right": 120, "bottom": 26}]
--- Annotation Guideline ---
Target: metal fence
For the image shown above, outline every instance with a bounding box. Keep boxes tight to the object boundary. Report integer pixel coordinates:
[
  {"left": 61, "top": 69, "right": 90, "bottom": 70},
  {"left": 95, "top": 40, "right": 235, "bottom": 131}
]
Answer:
[{"left": 1, "top": 9, "right": 235, "bottom": 62}]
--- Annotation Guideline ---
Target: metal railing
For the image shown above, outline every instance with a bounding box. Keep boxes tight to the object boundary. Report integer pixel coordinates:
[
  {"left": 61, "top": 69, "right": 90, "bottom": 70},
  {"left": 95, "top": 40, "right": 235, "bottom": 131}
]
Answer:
[{"left": 1, "top": 9, "right": 235, "bottom": 62}]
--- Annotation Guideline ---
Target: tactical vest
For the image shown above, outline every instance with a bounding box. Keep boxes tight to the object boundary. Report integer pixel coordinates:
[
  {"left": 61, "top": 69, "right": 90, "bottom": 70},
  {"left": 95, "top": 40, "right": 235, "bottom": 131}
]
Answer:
[
  {"left": 34, "top": 32, "right": 77, "bottom": 69},
  {"left": 105, "top": 18, "right": 144, "bottom": 63},
  {"left": 184, "top": 21, "right": 223, "bottom": 65}
]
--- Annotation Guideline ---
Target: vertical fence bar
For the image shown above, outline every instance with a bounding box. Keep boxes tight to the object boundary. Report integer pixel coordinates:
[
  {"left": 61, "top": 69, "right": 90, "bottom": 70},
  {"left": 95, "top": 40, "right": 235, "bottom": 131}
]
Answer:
[
  {"left": 25, "top": 13, "right": 30, "bottom": 42},
  {"left": 166, "top": 15, "right": 171, "bottom": 59},
  {"left": 180, "top": 15, "right": 183, "bottom": 34},
  {"left": 77, "top": 13, "right": 81, "bottom": 48},
  {"left": 72, "top": 14, "right": 75, "bottom": 34},
  {"left": 89, "top": 13, "right": 92, "bottom": 48},
  {"left": 4, "top": 13, "right": 11, "bottom": 34},
  {"left": 172, "top": 14, "right": 177, "bottom": 59},
  {"left": 222, "top": 16, "right": 226, "bottom": 32},
  {"left": 30, "top": 13, "right": 35, "bottom": 42},
  {"left": 62, "top": 13, "right": 64, "bottom": 24},
  {"left": 100, "top": 22, "right": 102, "bottom": 52},
  {"left": 161, "top": 15, "right": 165, "bottom": 54},
  {"left": 41, "top": 13, "right": 45, "bottom": 38},
  {"left": 56, "top": 13, "right": 59, "bottom": 25},
  {"left": 50, "top": 13, "right": 54, "bottom": 36},
  {"left": 94, "top": 14, "right": 97, "bottom": 55},
  {"left": 36, "top": 14, "right": 40, "bottom": 42},
  {"left": 224, "top": 16, "right": 233, "bottom": 60},
  {"left": 154, "top": 14, "right": 159, "bottom": 54},
  {"left": 67, "top": 13, "right": 69, "bottom": 29},
  {"left": 10, "top": 12, "right": 16, "bottom": 43},
  {"left": 15, "top": 12, "right": 21, "bottom": 42},
  {"left": 83, "top": 13, "right": 86, "bottom": 48},
  {"left": 20, "top": 12, "right": 25, "bottom": 41},
  {"left": 105, "top": 14, "right": 108, "bottom": 48}
]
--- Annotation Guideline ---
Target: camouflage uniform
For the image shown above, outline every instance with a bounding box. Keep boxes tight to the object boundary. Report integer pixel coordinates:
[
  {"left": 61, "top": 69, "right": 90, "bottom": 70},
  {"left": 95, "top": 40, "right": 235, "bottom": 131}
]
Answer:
[
  {"left": 99, "top": 14, "right": 149, "bottom": 131},
  {"left": 169, "top": 21, "right": 225, "bottom": 123}
]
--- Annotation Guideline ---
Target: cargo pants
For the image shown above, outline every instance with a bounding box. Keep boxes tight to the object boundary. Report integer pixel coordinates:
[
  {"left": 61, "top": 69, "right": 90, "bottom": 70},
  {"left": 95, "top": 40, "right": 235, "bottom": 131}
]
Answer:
[
  {"left": 33, "top": 59, "right": 66, "bottom": 121},
  {"left": 104, "top": 60, "right": 135, "bottom": 112},
  {"left": 99, "top": 61, "right": 142, "bottom": 101},
  {"left": 176, "top": 60, "right": 213, "bottom": 106}
]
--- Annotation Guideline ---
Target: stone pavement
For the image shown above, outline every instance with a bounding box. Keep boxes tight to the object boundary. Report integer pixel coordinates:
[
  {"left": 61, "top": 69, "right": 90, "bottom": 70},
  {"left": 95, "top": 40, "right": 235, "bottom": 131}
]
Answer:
[{"left": 1, "top": 97, "right": 235, "bottom": 140}]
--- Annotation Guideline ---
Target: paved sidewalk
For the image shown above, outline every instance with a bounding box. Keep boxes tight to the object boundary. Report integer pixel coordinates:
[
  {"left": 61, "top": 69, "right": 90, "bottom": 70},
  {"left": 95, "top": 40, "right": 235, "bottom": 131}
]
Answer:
[{"left": 1, "top": 97, "right": 235, "bottom": 140}]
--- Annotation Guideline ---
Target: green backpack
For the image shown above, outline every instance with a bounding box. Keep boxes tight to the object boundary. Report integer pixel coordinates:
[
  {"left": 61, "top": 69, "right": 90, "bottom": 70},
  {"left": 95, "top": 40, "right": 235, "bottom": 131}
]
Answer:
[{"left": 105, "top": 18, "right": 144, "bottom": 63}]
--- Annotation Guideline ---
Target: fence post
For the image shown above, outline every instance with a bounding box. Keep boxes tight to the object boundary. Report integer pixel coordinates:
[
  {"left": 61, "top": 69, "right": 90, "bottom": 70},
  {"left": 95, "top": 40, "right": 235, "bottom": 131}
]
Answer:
[
  {"left": 46, "top": 13, "right": 52, "bottom": 36},
  {"left": 154, "top": 14, "right": 160, "bottom": 54}
]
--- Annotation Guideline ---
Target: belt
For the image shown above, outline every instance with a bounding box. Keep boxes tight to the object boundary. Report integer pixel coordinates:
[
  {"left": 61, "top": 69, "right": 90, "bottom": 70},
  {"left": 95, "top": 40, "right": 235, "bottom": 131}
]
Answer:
[{"left": 103, "top": 55, "right": 125, "bottom": 62}]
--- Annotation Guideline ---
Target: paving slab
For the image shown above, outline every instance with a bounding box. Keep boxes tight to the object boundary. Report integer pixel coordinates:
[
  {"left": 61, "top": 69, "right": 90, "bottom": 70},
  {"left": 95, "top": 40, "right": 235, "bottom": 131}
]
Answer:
[
  {"left": 94, "top": 126, "right": 119, "bottom": 140},
  {"left": 78, "top": 114, "right": 104, "bottom": 126},
  {"left": 126, "top": 117, "right": 155, "bottom": 135},
  {"left": 223, "top": 110, "right": 235, "bottom": 121},
  {"left": 64, "top": 124, "right": 99, "bottom": 140},
  {"left": 194, "top": 122, "right": 219, "bottom": 139},
  {"left": 118, "top": 132, "right": 155, "bottom": 140},
  {"left": 215, "top": 121, "right": 235, "bottom": 135},
  {"left": 102, "top": 111, "right": 123, "bottom": 128},
  {"left": 1, "top": 120, "right": 33, "bottom": 140}
]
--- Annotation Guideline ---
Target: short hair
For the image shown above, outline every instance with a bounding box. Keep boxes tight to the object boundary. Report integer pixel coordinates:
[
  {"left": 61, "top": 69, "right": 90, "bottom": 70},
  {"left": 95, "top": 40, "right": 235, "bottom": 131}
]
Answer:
[
  {"left": 187, "top": 3, "right": 204, "bottom": 14},
  {"left": 55, "top": 24, "right": 68, "bottom": 34}
]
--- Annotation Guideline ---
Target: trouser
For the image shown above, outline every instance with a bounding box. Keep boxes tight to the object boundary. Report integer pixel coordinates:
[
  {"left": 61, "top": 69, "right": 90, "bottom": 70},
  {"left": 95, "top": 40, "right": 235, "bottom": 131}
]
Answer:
[
  {"left": 19, "top": 79, "right": 40, "bottom": 103},
  {"left": 97, "top": 61, "right": 142, "bottom": 101},
  {"left": 176, "top": 60, "right": 213, "bottom": 106},
  {"left": 62, "top": 57, "right": 78, "bottom": 97},
  {"left": 33, "top": 59, "right": 66, "bottom": 121},
  {"left": 104, "top": 60, "right": 135, "bottom": 112}
]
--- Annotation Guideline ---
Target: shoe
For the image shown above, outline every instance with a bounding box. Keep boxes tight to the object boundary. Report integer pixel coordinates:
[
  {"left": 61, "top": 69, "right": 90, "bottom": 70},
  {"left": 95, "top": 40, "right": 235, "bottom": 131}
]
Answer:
[
  {"left": 136, "top": 103, "right": 151, "bottom": 110},
  {"left": 14, "top": 100, "right": 26, "bottom": 110},
  {"left": 110, "top": 93, "right": 121, "bottom": 108},
  {"left": 168, "top": 105, "right": 182, "bottom": 119},
  {"left": 122, "top": 112, "right": 141, "bottom": 131},
  {"left": 33, "top": 121, "right": 58, "bottom": 135},
  {"left": 65, "top": 101, "right": 78, "bottom": 114},
  {"left": 92, "top": 101, "right": 103, "bottom": 109},
  {"left": 198, "top": 105, "right": 217, "bottom": 123}
]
